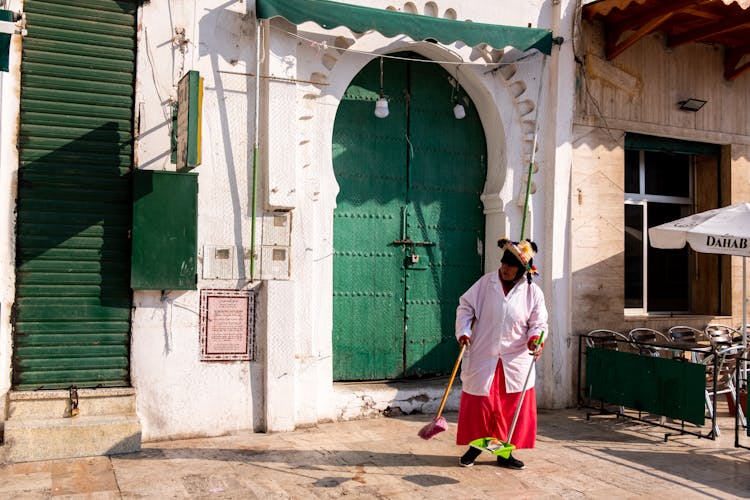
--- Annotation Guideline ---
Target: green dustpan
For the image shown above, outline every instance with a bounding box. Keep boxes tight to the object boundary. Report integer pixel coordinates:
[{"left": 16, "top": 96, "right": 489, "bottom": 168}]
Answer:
[{"left": 469, "top": 437, "right": 515, "bottom": 459}]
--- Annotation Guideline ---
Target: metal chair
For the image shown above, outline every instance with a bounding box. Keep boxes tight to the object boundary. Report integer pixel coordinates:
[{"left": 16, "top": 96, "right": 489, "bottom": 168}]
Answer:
[
  {"left": 701, "top": 343, "right": 747, "bottom": 437},
  {"left": 667, "top": 325, "right": 704, "bottom": 343},
  {"left": 704, "top": 324, "right": 743, "bottom": 347},
  {"left": 667, "top": 325, "right": 707, "bottom": 362},
  {"left": 628, "top": 327, "right": 671, "bottom": 357},
  {"left": 584, "top": 329, "right": 629, "bottom": 350}
]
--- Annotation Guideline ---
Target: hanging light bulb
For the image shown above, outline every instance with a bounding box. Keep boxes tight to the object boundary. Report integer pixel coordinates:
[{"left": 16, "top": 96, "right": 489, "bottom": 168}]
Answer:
[
  {"left": 453, "top": 103, "right": 466, "bottom": 119},
  {"left": 374, "top": 56, "right": 389, "bottom": 118},
  {"left": 452, "top": 66, "right": 465, "bottom": 119},
  {"left": 375, "top": 96, "right": 389, "bottom": 118}
]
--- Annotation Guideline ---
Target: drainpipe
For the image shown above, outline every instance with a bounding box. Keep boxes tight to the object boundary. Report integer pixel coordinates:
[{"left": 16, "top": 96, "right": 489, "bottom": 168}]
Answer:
[
  {"left": 520, "top": 56, "right": 546, "bottom": 242},
  {"left": 250, "top": 18, "right": 262, "bottom": 281}
]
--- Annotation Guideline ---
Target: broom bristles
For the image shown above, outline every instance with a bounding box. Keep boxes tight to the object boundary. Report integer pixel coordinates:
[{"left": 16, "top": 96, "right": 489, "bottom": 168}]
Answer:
[{"left": 417, "top": 416, "right": 448, "bottom": 440}]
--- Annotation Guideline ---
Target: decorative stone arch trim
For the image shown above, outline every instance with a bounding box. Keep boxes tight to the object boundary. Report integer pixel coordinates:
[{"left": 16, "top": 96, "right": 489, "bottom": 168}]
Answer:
[
  {"left": 286, "top": 3, "right": 546, "bottom": 223},
  {"left": 259, "top": 4, "right": 550, "bottom": 426}
]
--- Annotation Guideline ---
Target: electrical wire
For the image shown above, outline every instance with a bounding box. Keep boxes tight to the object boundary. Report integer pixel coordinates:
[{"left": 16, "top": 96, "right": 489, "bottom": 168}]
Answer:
[
  {"left": 143, "top": 26, "right": 173, "bottom": 124},
  {"left": 270, "top": 23, "right": 547, "bottom": 67}
]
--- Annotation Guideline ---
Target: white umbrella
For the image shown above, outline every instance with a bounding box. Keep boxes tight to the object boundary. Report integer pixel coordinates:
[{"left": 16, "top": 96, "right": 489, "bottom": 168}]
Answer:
[{"left": 648, "top": 202, "right": 750, "bottom": 345}]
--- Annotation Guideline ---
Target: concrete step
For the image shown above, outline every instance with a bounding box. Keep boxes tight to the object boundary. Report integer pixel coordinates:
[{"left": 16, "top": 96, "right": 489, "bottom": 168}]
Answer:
[
  {"left": 7, "top": 387, "right": 137, "bottom": 419},
  {"left": 1, "top": 388, "right": 141, "bottom": 463},
  {"left": 2, "top": 414, "right": 141, "bottom": 463},
  {"left": 332, "top": 378, "right": 461, "bottom": 420}
]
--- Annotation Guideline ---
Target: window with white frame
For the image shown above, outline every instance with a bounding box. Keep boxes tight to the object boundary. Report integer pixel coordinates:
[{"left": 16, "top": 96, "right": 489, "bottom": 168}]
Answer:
[{"left": 624, "top": 134, "right": 722, "bottom": 314}]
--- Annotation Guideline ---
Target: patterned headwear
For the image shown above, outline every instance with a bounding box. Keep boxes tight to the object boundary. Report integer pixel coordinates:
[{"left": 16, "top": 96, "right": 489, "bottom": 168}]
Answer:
[{"left": 498, "top": 238, "right": 538, "bottom": 277}]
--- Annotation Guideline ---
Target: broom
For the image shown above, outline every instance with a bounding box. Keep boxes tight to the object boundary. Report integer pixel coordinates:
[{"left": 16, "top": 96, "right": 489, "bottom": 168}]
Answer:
[{"left": 417, "top": 343, "right": 467, "bottom": 439}]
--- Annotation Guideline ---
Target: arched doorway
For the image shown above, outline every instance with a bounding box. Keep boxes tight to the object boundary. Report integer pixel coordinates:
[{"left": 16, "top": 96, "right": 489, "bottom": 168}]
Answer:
[{"left": 332, "top": 52, "right": 487, "bottom": 380}]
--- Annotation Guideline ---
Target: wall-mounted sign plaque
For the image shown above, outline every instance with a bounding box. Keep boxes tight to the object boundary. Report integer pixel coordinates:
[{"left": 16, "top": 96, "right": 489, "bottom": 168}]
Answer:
[
  {"left": 200, "top": 289, "right": 255, "bottom": 361},
  {"left": 176, "top": 70, "right": 203, "bottom": 171}
]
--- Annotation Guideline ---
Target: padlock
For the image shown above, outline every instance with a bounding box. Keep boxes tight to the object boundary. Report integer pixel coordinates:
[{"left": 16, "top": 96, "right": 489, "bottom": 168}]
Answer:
[
  {"left": 410, "top": 254, "right": 420, "bottom": 264},
  {"left": 69, "top": 386, "right": 79, "bottom": 417}
]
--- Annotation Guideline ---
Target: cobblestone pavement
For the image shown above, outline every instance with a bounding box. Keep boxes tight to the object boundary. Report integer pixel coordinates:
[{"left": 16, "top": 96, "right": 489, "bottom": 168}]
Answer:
[{"left": 1, "top": 407, "right": 748, "bottom": 499}]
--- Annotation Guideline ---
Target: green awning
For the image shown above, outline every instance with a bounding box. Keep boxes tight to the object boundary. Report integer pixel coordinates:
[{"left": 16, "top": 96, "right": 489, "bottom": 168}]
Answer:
[{"left": 256, "top": 0, "right": 553, "bottom": 55}]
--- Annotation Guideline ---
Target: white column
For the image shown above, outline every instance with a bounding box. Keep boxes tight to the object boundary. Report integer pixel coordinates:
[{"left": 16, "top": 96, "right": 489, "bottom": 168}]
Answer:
[{"left": 538, "top": 0, "right": 576, "bottom": 408}]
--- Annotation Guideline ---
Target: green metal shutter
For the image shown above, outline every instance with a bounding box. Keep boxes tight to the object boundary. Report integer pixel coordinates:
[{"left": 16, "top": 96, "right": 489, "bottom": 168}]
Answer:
[{"left": 13, "top": 0, "right": 137, "bottom": 390}]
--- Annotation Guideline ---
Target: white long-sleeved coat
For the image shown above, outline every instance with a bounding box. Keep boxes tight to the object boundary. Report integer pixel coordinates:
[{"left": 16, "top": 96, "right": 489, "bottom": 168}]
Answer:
[{"left": 455, "top": 270, "right": 548, "bottom": 396}]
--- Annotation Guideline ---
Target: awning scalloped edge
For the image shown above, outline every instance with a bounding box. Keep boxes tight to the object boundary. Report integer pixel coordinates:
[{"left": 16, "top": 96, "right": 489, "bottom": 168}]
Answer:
[{"left": 723, "top": 0, "right": 750, "bottom": 8}]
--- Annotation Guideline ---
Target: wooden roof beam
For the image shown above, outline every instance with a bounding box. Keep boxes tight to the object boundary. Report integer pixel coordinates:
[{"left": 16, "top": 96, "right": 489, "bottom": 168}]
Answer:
[
  {"left": 606, "top": 11, "right": 674, "bottom": 60},
  {"left": 681, "top": 7, "right": 724, "bottom": 21},
  {"left": 583, "top": 0, "right": 647, "bottom": 22},
  {"left": 668, "top": 13, "right": 750, "bottom": 47},
  {"left": 724, "top": 59, "right": 750, "bottom": 81},
  {"left": 724, "top": 45, "right": 750, "bottom": 80},
  {"left": 609, "top": 0, "right": 702, "bottom": 34}
]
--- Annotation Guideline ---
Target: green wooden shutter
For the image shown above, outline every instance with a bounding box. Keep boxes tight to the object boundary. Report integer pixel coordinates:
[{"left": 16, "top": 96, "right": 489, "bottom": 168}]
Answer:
[
  {"left": 332, "top": 57, "right": 409, "bottom": 380},
  {"left": 403, "top": 58, "right": 486, "bottom": 377},
  {"left": 13, "top": 0, "right": 137, "bottom": 390},
  {"left": 332, "top": 53, "right": 486, "bottom": 381}
]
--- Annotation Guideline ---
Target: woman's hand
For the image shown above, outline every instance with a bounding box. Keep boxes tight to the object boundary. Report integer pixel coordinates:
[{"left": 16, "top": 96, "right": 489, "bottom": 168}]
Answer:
[
  {"left": 458, "top": 335, "right": 471, "bottom": 346},
  {"left": 527, "top": 336, "right": 543, "bottom": 358}
]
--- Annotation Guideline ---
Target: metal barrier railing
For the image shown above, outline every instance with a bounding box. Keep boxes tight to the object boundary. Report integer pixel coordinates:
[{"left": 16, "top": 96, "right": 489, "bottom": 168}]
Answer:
[{"left": 577, "top": 334, "right": 726, "bottom": 442}]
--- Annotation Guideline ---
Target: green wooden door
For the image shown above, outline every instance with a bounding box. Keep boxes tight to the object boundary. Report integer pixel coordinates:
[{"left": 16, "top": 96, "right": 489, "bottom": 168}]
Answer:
[
  {"left": 332, "top": 53, "right": 486, "bottom": 381},
  {"left": 12, "top": 0, "right": 137, "bottom": 390}
]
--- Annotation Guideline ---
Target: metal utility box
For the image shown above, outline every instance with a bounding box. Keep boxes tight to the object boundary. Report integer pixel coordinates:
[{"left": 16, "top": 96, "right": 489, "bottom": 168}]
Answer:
[
  {"left": 261, "top": 211, "right": 291, "bottom": 280},
  {"left": 203, "top": 245, "right": 236, "bottom": 279},
  {"left": 131, "top": 170, "right": 198, "bottom": 290},
  {"left": 262, "top": 211, "right": 291, "bottom": 246}
]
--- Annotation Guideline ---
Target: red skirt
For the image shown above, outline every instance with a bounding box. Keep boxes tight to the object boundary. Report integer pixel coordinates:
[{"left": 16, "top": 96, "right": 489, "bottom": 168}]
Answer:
[{"left": 456, "top": 358, "right": 537, "bottom": 448}]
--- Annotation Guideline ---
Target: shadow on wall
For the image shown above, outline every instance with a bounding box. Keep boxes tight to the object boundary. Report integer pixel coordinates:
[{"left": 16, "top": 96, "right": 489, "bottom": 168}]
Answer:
[
  {"left": 14, "top": 123, "right": 132, "bottom": 389},
  {"left": 197, "top": 3, "right": 263, "bottom": 428},
  {"left": 198, "top": 4, "right": 255, "bottom": 280},
  {"left": 571, "top": 252, "right": 625, "bottom": 335}
]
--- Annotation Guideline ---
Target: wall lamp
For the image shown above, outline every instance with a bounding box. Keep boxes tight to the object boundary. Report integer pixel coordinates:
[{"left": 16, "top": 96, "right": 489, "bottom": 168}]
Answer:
[{"left": 678, "top": 98, "right": 707, "bottom": 112}]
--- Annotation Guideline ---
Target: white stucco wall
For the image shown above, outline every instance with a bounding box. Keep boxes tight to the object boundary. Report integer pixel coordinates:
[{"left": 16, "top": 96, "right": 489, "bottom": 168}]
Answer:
[
  {"left": 131, "top": 0, "right": 577, "bottom": 440},
  {"left": 0, "top": 0, "right": 23, "bottom": 429},
  {"left": 132, "top": 0, "right": 263, "bottom": 440},
  {"left": 0, "top": 0, "right": 577, "bottom": 441}
]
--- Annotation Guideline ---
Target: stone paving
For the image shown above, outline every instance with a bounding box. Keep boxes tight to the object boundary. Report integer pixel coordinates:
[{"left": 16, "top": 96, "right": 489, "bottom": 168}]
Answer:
[{"left": 0, "top": 407, "right": 748, "bottom": 499}]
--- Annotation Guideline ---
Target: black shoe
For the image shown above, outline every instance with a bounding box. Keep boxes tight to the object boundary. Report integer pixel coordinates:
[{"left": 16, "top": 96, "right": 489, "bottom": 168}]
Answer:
[
  {"left": 459, "top": 446, "right": 482, "bottom": 467},
  {"left": 496, "top": 453, "right": 525, "bottom": 470}
]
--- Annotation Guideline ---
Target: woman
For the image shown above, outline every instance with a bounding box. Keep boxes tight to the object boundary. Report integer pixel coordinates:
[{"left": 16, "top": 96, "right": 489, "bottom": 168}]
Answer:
[{"left": 454, "top": 238, "right": 549, "bottom": 469}]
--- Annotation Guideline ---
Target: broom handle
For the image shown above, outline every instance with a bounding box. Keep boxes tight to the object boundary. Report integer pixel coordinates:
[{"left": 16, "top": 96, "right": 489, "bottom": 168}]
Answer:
[
  {"left": 435, "top": 343, "right": 467, "bottom": 419},
  {"left": 506, "top": 331, "right": 545, "bottom": 443}
]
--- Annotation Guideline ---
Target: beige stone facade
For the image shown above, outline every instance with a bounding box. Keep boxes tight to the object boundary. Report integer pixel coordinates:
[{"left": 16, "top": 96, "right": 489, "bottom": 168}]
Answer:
[{"left": 572, "top": 21, "right": 750, "bottom": 338}]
